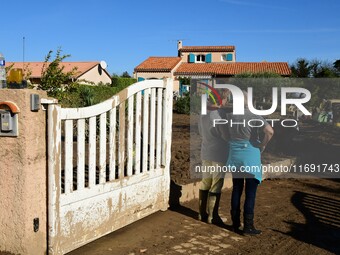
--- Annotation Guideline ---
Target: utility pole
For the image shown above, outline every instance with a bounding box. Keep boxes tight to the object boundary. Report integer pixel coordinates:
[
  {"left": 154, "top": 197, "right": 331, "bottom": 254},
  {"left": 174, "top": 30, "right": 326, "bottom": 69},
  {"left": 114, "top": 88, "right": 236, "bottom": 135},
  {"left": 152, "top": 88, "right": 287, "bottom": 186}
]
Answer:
[{"left": 23, "top": 36, "right": 25, "bottom": 72}]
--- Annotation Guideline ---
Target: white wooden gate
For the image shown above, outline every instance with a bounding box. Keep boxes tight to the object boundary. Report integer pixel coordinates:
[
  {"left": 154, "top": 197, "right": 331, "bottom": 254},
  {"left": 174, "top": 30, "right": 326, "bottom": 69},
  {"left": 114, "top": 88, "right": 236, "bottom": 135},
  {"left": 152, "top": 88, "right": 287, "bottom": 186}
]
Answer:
[{"left": 47, "top": 79, "right": 173, "bottom": 254}]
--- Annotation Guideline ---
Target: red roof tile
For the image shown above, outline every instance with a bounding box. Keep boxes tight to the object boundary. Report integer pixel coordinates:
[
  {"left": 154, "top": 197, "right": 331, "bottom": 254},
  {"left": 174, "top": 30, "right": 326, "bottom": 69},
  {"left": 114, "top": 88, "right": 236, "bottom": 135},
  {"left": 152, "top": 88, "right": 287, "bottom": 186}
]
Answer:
[
  {"left": 179, "top": 46, "right": 235, "bottom": 52},
  {"left": 6, "top": 61, "right": 101, "bottom": 78},
  {"left": 174, "top": 62, "right": 291, "bottom": 76},
  {"left": 134, "top": 57, "right": 182, "bottom": 72}
]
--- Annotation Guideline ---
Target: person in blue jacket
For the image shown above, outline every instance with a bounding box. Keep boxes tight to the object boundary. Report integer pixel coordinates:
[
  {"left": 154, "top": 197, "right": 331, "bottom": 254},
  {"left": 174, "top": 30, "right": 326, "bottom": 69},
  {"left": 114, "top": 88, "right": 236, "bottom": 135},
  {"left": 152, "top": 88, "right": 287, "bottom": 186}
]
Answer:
[{"left": 221, "top": 91, "right": 274, "bottom": 235}]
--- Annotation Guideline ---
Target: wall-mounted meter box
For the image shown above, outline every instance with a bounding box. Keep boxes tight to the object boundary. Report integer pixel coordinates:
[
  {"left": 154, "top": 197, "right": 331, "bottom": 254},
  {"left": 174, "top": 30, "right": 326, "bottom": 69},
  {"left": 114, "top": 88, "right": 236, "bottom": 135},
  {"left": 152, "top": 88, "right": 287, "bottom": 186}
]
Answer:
[
  {"left": 1, "top": 111, "right": 13, "bottom": 131},
  {"left": 0, "top": 101, "right": 20, "bottom": 137}
]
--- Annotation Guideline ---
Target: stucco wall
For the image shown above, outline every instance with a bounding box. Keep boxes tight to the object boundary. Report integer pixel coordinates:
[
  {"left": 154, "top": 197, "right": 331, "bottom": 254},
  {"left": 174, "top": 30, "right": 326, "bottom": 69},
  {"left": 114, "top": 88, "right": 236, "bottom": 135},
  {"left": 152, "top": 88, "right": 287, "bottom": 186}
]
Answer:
[
  {"left": 0, "top": 89, "right": 48, "bottom": 255},
  {"left": 135, "top": 72, "right": 180, "bottom": 91},
  {"left": 78, "top": 65, "right": 112, "bottom": 85},
  {"left": 180, "top": 51, "right": 236, "bottom": 63}
]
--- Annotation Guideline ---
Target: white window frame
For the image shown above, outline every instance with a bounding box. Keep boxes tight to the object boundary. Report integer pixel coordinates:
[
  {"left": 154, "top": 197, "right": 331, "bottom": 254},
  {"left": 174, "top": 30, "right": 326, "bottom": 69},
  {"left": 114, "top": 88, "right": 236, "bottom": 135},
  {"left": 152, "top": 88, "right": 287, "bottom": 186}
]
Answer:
[{"left": 196, "top": 54, "right": 206, "bottom": 63}]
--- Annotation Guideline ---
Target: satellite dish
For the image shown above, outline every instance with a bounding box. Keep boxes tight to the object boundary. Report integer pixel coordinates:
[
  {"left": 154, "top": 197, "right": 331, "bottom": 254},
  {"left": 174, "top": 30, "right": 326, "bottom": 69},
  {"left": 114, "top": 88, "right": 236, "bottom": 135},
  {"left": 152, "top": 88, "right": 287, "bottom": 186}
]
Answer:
[{"left": 100, "top": 60, "right": 107, "bottom": 69}]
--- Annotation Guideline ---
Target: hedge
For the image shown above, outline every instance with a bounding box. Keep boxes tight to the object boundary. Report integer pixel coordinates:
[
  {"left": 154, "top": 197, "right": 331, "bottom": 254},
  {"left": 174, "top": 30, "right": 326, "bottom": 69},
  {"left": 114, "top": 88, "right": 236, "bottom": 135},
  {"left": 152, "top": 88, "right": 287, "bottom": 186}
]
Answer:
[{"left": 111, "top": 77, "right": 137, "bottom": 90}]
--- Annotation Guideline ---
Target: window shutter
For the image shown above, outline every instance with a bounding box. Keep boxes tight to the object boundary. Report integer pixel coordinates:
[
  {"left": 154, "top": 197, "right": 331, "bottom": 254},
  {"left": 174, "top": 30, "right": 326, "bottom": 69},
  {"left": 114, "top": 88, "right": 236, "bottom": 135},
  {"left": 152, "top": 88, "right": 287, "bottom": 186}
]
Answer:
[
  {"left": 206, "top": 53, "right": 212, "bottom": 63},
  {"left": 227, "top": 53, "right": 233, "bottom": 61},
  {"left": 189, "top": 53, "right": 195, "bottom": 63},
  {"left": 138, "top": 77, "right": 146, "bottom": 95}
]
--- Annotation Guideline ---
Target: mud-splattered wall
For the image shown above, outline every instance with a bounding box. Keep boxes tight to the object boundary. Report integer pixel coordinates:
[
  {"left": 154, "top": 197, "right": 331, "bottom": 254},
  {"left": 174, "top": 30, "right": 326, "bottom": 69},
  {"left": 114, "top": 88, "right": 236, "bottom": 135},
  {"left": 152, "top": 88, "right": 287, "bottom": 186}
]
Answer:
[{"left": 0, "top": 90, "right": 48, "bottom": 255}]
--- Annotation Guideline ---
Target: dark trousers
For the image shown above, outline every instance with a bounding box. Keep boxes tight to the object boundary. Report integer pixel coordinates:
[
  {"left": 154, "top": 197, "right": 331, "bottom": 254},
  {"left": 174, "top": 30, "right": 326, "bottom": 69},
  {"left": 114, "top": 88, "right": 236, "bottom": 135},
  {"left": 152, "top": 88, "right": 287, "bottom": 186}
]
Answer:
[{"left": 231, "top": 174, "right": 259, "bottom": 214}]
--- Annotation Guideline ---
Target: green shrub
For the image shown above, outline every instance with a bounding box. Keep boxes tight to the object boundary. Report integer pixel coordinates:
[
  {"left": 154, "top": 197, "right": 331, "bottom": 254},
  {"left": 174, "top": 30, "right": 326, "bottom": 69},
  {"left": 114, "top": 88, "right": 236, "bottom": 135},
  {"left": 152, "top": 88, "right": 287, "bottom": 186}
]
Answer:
[
  {"left": 59, "top": 84, "right": 122, "bottom": 108},
  {"left": 111, "top": 77, "right": 137, "bottom": 90},
  {"left": 175, "top": 96, "right": 190, "bottom": 114},
  {"left": 86, "top": 85, "right": 118, "bottom": 104},
  {"left": 79, "top": 86, "right": 95, "bottom": 107},
  {"left": 174, "top": 92, "right": 202, "bottom": 115}
]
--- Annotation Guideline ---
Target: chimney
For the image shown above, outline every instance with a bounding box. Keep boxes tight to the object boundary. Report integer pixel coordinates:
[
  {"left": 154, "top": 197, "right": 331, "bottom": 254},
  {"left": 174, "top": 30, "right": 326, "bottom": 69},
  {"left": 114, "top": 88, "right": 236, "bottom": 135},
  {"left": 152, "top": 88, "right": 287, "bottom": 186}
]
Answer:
[{"left": 177, "top": 40, "right": 182, "bottom": 51}]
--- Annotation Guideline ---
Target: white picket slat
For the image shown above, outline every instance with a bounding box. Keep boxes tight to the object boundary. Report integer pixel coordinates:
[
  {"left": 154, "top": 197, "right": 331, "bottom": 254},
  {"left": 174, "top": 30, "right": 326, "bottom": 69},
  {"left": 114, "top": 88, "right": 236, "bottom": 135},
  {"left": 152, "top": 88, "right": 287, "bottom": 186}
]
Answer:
[
  {"left": 135, "top": 92, "right": 142, "bottom": 174},
  {"left": 64, "top": 120, "right": 73, "bottom": 194},
  {"left": 149, "top": 88, "right": 156, "bottom": 170},
  {"left": 127, "top": 96, "right": 134, "bottom": 176},
  {"left": 156, "top": 88, "right": 163, "bottom": 168},
  {"left": 109, "top": 108, "right": 116, "bottom": 181},
  {"left": 118, "top": 101, "right": 125, "bottom": 179},
  {"left": 99, "top": 113, "right": 107, "bottom": 184},
  {"left": 161, "top": 88, "right": 167, "bottom": 166},
  {"left": 142, "top": 89, "right": 150, "bottom": 173},
  {"left": 77, "top": 119, "right": 85, "bottom": 190},
  {"left": 88, "top": 116, "right": 96, "bottom": 187}
]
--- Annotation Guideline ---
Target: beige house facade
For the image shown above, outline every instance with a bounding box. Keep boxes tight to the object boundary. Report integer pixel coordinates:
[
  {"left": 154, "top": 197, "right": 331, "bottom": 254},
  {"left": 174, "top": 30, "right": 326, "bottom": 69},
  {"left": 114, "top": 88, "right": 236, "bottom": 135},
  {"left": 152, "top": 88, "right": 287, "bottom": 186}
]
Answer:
[
  {"left": 134, "top": 41, "right": 291, "bottom": 95},
  {"left": 177, "top": 40, "right": 236, "bottom": 64},
  {"left": 6, "top": 61, "right": 112, "bottom": 86},
  {"left": 134, "top": 57, "right": 182, "bottom": 91}
]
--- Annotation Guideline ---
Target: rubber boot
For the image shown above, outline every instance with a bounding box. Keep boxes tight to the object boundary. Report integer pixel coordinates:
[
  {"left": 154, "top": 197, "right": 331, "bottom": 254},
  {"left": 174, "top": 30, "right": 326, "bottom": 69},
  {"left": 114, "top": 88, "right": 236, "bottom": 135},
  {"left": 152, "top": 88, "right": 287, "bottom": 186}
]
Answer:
[
  {"left": 207, "top": 192, "right": 224, "bottom": 225},
  {"left": 198, "top": 190, "right": 209, "bottom": 222},
  {"left": 243, "top": 213, "right": 261, "bottom": 235},
  {"left": 230, "top": 209, "right": 241, "bottom": 233}
]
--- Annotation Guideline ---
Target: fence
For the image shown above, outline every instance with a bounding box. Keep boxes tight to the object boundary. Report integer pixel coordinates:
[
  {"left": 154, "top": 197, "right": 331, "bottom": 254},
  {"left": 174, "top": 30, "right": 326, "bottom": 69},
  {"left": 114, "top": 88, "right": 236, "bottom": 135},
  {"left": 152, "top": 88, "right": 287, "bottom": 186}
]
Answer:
[{"left": 47, "top": 79, "right": 173, "bottom": 254}]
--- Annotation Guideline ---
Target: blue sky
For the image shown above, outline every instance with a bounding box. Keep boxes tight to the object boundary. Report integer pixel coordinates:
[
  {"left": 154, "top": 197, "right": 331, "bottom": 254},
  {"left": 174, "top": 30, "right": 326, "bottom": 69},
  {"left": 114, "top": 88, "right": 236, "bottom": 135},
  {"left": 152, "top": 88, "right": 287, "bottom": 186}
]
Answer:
[{"left": 3, "top": 0, "right": 340, "bottom": 75}]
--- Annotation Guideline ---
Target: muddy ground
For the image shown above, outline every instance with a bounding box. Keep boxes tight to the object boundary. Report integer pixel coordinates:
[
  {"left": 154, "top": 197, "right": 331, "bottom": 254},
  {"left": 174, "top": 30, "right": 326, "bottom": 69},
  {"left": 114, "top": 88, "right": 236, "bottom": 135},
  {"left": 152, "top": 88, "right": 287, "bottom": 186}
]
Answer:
[
  {"left": 1, "top": 113, "right": 338, "bottom": 255},
  {"left": 67, "top": 178, "right": 340, "bottom": 255},
  {"left": 66, "top": 113, "right": 340, "bottom": 255}
]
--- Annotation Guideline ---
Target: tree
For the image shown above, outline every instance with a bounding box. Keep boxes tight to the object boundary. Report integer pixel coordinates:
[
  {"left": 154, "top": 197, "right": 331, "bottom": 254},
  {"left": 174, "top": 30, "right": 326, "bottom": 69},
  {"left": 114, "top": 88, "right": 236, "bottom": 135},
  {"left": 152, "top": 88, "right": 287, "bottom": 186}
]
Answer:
[
  {"left": 38, "top": 48, "right": 77, "bottom": 98},
  {"left": 310, "top": 59, "right": 337, "bottom": 78},
  {"left": 333, "top": 60, "right": 340, "bottom": 76},
  {"left": 291, "top": 58, "right": 338, "bottom": 78},
  {"left": 290, "top": 58, "right": 311, "bottom": 77},
  {"left": 111, "top": 72, "right": 119, "bottom": 78},
  {"left": 121, "top": 71, "right": 131, "bottom": 78},
  {"left": 309, "top": 59, "right": 322, "bottom": 78},
  {"left": 23, "top": 63, "right": 32, "bottom": 81},
  {"left": 314, "top": 66, "right": 337, "bottom": 78}
]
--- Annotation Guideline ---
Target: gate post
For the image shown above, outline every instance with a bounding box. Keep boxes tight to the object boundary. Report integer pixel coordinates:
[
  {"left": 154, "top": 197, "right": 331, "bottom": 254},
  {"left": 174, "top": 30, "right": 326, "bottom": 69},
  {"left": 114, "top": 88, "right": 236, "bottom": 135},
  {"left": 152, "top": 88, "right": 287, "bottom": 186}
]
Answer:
[
  {"left": 0, "top": 89, "right": 49, "bottom": 255},
  {"left": 47, "top": 103, "right": 62, "bottom": 255},
  {"left": 161, "top": 78, "right": 173, "bottom": 211}
]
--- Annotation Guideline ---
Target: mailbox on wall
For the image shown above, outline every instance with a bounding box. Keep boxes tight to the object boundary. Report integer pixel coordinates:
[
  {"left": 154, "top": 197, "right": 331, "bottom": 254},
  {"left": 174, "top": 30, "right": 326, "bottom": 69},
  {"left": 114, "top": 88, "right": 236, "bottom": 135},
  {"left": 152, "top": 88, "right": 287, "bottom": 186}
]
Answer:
[{"left": 0, "top": 101, "right": 20, "bottom": 137}]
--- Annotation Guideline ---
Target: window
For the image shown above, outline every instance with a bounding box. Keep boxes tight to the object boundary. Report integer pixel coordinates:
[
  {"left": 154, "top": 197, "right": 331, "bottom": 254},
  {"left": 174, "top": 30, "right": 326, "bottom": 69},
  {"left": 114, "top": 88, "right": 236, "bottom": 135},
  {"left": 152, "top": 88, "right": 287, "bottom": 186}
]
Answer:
[
  {"left": 222, "top": 53, "right": 233, "bottom": 62},
  {"left": 189, "top": 54, "right": 211, "bottom": 63},
  {"left": 196, "top": 54, "right": 206, "bottom": 63}
]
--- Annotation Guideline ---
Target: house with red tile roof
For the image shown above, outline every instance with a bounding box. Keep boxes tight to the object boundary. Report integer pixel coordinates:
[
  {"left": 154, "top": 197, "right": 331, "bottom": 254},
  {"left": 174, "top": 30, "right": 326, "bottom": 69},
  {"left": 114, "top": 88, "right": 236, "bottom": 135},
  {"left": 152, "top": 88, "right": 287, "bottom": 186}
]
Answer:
[
  {"left": 134, "top": 41, "right": 291, "bottom": 95},
  {"left": 6, "top": 61, "right": 112, "bottom": 85}
]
